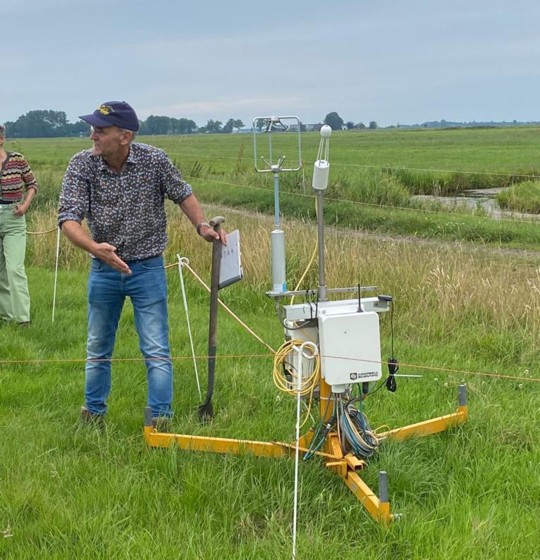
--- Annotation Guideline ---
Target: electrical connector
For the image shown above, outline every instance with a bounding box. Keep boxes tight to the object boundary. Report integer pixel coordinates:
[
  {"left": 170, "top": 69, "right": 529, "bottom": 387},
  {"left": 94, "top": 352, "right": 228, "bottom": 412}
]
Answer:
[{"left": 386, "top": 357, "right": 399, "bottom": 392}]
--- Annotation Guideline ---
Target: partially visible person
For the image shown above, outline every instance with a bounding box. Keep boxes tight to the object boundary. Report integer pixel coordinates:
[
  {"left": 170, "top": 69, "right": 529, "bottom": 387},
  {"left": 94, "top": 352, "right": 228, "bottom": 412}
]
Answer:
[
  {"left": 0, "top": 124, "right": 38, "bottom": 326},
  {"left": 58, "top": 101, "right": 225, "bottom": 427}
]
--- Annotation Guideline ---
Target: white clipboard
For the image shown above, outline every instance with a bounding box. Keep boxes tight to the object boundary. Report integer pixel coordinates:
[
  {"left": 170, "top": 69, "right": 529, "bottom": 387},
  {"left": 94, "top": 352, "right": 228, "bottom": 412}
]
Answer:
[{"left": 219, "top": 229, "right": 243, "bottom": 289}]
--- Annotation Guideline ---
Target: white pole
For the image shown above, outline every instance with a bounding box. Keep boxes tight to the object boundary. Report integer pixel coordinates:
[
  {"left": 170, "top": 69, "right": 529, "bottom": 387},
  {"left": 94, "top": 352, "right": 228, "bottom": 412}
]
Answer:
[
  {"left": 51, "top": 227, "right": 61, "bottom": 323},
  {"left": 177, "top": 255, "right": 202, "bottom": 399}
]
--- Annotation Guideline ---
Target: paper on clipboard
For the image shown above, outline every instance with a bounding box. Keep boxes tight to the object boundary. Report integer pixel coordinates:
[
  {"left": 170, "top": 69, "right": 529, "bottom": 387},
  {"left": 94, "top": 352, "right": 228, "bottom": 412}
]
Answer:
[{"left": 219, "top": 229, "right": 243, "bottom": 289}]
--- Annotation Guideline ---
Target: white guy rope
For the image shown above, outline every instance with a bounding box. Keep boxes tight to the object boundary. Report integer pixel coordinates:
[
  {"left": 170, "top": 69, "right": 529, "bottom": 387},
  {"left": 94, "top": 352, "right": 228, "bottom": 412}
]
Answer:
[
  {"left": 52, "top": 227, "right": 61, "bottom": 323},
  {"left": 177, "top": 255, "right": 202, "bottom": 399},
  {"left": 292, "top": 341, "right": 318, "bottom": 560}
]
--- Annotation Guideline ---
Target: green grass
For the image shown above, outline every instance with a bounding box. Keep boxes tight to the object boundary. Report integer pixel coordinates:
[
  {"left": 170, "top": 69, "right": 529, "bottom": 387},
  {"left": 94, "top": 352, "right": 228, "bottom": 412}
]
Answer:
[
  {"left": 2, "top": 213, "right": 540, "bottom": 558},
  {"left": 1, "top": 130, "right": 540, "bottom": 558},
  {"left": 16, "top": 127, "right": 540, "bottom": 249}
]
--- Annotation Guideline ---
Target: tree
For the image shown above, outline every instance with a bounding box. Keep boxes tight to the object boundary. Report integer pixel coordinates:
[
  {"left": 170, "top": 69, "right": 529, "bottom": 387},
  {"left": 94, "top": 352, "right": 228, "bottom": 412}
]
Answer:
[
  {"left": 203, "top": 120, "right": 222, "bottom": 134},
  {"left": 139, "top": 116, "right": 197, "bottom": 135},
  {"left": 345, "top": 121, "right": 355, "bottom": 130},
  {"left": 369, "top": 121, "right": 378, "bottom": 129},
  {"left": 71, "top": 121, "right": 91, "bottom": 137},
  {"left": 323, "top": 112, "right": 344, "bottom": 131},
  {"left": 142, "top": 115, "right": 172, "bottom": 135},
  {"left": 176, "top": 118, "right": 197, "bottom": 134},
  {"left": 356, "top": 122, "right": 366, "bottom": 129},
  {"left": 254, "top": 118, "right": 266, "bottom": 131},
  {"left": 233, "top": 119, "right": 244, "bottom": 131},
  {"left": 7, "top": 110, "right": 69, "bottom": 138},
  {"left": 222, "top": 118, "right": 244, "bottom": 133}
]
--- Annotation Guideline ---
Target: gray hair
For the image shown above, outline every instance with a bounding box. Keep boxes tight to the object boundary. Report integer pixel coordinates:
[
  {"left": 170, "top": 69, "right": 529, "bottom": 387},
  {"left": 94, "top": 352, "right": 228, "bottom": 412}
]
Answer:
[
  {"left": 0, "top": 124, "right": 5, "bottom": 137},
  {"left": 123, "top": 128, "right": 137, "bottom": 141}
]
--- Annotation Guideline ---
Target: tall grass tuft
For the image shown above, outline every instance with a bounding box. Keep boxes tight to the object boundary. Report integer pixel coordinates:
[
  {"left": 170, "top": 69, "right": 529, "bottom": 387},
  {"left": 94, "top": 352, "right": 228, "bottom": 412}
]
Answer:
[{"left": 497, "top": 180, "right": 540, "bottom": 213}]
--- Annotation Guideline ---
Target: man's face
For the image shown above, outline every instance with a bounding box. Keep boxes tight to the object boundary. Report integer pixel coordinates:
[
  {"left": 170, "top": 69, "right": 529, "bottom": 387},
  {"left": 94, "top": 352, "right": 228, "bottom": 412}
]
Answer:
[{"left": 89, "top": 126, "right": 130, "bottom": 158}]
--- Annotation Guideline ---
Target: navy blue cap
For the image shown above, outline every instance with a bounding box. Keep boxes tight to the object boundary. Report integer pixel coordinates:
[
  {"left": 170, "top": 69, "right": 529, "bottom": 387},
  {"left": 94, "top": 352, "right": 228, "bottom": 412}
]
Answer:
[{"left": 79, "top": 101, "right": 140, "bottom": 131}]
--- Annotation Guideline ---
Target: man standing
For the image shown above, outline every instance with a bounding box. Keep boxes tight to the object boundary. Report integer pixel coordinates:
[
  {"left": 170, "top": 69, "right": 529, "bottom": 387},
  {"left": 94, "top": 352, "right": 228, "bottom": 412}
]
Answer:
[{"left": 58, "top": 101, "right": 224, "bottom": 426}]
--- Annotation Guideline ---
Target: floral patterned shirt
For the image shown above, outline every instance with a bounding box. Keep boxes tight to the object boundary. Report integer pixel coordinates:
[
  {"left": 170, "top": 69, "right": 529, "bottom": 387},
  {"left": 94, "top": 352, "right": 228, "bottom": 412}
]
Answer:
[{"left": 58, "top": 142, "right": 193, "bottom": 261}]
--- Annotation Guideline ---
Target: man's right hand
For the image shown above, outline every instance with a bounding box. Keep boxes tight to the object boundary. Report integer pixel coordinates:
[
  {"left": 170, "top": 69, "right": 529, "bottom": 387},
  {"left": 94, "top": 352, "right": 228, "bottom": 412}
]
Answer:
[
  {"left": 93, "top": 243, "right": 132, "bottom": 274},
  {"left": 60, "top": 221, "right": 131, "bottom": 274}
]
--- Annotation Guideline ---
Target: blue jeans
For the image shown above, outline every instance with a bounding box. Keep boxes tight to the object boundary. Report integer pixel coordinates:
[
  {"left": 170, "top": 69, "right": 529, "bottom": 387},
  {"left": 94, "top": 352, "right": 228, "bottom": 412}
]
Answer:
[{"left": 85, "top": 255, "right": 173, "bottom": 418}]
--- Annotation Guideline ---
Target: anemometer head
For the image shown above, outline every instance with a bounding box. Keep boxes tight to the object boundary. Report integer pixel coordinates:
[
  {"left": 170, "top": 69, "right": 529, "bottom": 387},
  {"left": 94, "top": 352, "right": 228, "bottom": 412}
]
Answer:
[
  {"left": 320, "top": 125, "right": 332, "bottom": 138},
  {"left": 252, "top": 115, "right": 302, "bottom": 173}
]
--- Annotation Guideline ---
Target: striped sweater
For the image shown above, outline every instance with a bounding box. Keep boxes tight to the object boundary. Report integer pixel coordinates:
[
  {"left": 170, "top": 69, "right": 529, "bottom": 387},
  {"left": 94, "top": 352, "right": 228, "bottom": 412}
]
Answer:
[{"left": 0, "top": 152, "right": 38, "bottom": 202}]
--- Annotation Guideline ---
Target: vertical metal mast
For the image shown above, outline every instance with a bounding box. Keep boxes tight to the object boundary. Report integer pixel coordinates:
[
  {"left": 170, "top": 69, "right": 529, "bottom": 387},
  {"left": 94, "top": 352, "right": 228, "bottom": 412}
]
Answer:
[{"left": 312, "top": 125, "right": 332, "bottom": 302}]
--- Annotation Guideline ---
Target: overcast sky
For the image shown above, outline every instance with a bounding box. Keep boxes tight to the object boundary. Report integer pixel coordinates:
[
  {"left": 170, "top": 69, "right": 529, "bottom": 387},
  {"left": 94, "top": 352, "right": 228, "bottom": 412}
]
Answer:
[{"left": 4, "top": 0, "right": 539, "bottom": 127}]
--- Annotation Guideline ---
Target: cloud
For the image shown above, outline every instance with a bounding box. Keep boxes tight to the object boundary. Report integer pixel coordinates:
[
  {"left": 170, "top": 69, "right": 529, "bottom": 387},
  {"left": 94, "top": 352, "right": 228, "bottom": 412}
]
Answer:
[{"left": 4, "top": 0, "right": 540, "bottom": 126}]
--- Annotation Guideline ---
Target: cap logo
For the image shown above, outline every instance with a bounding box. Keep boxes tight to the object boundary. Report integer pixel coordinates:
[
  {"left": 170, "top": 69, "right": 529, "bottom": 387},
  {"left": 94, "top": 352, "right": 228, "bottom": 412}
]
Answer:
[{"left": 98, "top": 104, "right": 113, "bottom": 116}]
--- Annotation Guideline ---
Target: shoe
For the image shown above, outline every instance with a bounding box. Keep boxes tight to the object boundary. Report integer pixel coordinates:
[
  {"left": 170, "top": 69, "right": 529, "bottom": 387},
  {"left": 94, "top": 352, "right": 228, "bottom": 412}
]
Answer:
[
  {"left": 151, "top": 416, "right": 172, "bottom": 432},
  {"left": 80, "top": 406, "right": 105, "bottom": 428},
  {"left": 18, "top": 321, "right": 31, "bottom": 328}
]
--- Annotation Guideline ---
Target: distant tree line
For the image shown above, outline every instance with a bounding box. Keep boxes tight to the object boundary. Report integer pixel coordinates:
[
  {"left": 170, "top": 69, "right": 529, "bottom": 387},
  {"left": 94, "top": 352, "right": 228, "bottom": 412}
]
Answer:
[
  {"left": 2, "top": 110, "right": 246, "bottom": 138},
  {"left": 3, "top": 110, "right": 89, "bottom": 138},
  {"left": 3, "top": 108, "right": 380, "bottom": 138},
  {"left": 323, "top": 111, "right": 377, "bottom": 131},
  {"left": 250, "top": 113, "right": 378, "bottom": 133}
]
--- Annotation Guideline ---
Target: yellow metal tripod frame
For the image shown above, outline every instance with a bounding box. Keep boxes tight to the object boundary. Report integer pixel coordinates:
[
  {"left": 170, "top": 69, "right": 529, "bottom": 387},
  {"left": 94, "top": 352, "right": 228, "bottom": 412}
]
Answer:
[{"left": 144, "top": 382, "right": 468, "bottom": 525}]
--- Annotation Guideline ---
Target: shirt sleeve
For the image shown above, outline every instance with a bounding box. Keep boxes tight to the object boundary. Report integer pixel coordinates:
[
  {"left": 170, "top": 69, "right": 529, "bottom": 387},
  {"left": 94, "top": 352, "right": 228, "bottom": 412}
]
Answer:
[
  {"left": 156, "top": 149, "right": 193, "bottom": 204},
  {"left": 58, "top": 153, "right": 91, "bottom": 228},
  {"left": 20, "top": 156, "right": 38, "bottom": 192}
]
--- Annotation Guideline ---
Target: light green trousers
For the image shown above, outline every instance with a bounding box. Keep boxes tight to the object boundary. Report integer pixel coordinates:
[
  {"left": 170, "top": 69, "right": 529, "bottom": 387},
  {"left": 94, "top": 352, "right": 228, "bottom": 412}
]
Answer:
[{"left": 0, "top": 205, "right": 30, "bottom": 323}]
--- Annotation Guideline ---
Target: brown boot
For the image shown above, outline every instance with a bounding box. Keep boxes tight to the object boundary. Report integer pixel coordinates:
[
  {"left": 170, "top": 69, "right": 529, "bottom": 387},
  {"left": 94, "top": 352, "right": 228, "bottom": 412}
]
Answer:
[
  {"left": 151, "top": 416, "right": 172, "bottom": 432},
  {"left": 80, "top": 406, "right": 105, "bottom": 429}
]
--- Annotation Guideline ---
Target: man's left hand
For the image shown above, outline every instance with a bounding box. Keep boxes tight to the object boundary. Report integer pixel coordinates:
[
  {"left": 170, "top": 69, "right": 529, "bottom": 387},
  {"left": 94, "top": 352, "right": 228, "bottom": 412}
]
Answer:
[{"left": 199, "top": 223, "right": 227, "bottom": 245}]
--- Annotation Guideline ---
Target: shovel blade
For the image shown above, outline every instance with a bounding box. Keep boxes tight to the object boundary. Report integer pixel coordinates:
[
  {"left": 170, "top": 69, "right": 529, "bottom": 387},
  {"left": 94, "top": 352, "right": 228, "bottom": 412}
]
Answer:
[{"left": 198, "top": 400, "right": 214, "bottom": 422}]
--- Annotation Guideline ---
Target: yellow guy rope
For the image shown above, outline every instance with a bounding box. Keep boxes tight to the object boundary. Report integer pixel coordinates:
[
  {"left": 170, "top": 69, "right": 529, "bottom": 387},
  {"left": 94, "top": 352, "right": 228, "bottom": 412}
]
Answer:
[{"left": 180, "top": 260, "right": 275, "bottom": 354}]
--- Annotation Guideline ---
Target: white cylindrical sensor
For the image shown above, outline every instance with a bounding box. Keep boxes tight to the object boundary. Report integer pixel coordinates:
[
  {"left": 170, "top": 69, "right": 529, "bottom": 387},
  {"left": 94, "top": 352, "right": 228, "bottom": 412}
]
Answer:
[
  {"left": 271, "top": 229, "right": 287, "bottom": 293},
  {"left": 312, "top": 160, "right": 330, "bottom": 190}
]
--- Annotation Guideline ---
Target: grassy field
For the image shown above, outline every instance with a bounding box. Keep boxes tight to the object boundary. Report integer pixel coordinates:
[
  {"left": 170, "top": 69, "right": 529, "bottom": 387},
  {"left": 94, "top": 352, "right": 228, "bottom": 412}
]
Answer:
[
  {"left": 16, "top": 127, "right": 540, "bottom": 251},
  {"left": 1, "top": 129, "right": 539, "bottom": 558}
]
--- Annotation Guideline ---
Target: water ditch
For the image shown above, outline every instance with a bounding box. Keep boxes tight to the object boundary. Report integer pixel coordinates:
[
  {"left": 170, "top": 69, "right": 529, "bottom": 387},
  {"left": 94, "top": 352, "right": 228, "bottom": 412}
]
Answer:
[{"left": 412, "top": 187, "right": 540, "bottom": 221}]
